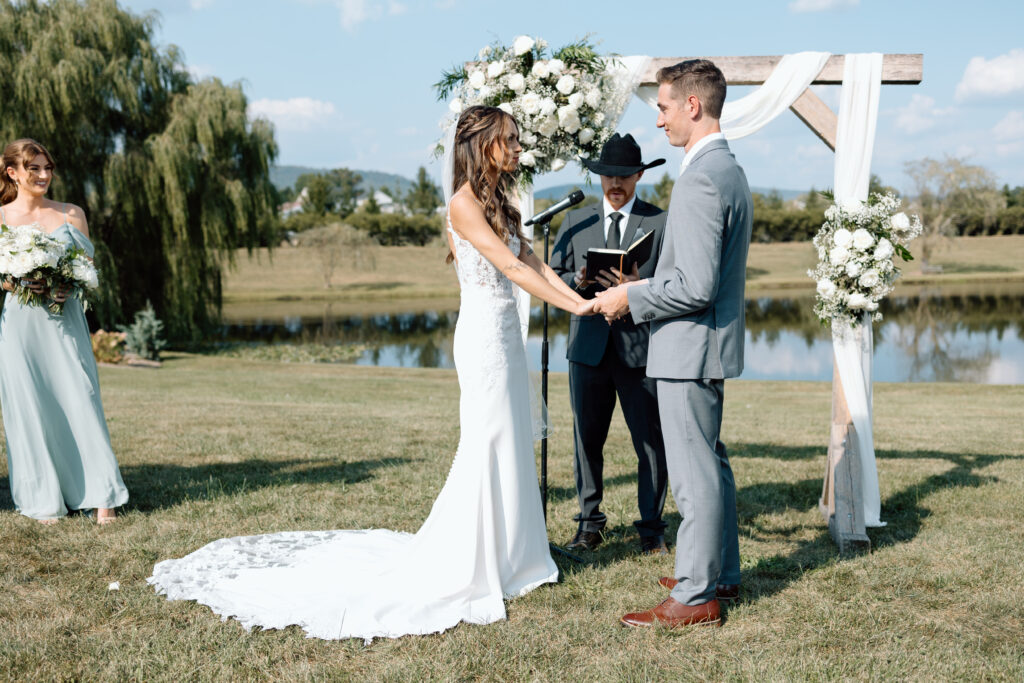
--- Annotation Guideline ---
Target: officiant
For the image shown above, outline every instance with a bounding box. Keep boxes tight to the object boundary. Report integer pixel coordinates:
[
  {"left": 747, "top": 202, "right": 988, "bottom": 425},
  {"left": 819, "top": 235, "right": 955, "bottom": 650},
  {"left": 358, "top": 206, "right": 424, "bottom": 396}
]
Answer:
[{"left": 549, "top": 133, "right": 670, "bottom": 554}]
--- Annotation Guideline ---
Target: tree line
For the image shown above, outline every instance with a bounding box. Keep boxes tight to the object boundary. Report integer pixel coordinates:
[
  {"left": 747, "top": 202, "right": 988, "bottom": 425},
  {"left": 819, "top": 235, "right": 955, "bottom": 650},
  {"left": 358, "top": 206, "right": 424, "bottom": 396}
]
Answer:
[{"left": 280, "top": 165, "right": 443, "bottom": 246}]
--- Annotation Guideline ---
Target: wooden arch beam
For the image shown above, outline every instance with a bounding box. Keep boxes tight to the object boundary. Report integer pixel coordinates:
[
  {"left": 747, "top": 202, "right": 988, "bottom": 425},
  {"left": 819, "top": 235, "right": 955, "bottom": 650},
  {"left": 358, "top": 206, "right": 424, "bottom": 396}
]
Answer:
[{"left": 640, "top": 54, "right": 923, "bottom": 151}]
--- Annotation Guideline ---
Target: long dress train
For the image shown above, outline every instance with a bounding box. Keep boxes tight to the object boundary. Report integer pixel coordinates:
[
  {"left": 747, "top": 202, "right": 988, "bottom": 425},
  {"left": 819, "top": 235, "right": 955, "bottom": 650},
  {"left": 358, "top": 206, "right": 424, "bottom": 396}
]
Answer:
[
  {"left": 0, "top": 218, "right": 129, "bottom": 520},
  {"left": 148, "top": 220, "right": 557, "bottom": 640}
]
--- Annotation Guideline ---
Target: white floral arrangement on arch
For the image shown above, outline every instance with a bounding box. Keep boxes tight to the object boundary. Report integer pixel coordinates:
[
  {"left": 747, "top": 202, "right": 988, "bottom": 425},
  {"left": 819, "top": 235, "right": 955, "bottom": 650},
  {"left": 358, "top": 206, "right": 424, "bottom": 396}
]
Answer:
[
  {"left": 807, "top": 192, "right": 922, "bottom": 328},
  {"left": 434, "top": 35, "right": 626, "bottom": 186}
]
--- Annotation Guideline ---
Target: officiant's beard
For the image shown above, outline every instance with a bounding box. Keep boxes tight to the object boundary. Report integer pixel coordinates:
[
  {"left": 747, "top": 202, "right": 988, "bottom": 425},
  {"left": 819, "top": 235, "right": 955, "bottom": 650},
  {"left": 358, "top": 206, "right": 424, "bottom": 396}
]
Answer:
[{"left": 601, "top": 171, "right": 642, "bottom": 210}]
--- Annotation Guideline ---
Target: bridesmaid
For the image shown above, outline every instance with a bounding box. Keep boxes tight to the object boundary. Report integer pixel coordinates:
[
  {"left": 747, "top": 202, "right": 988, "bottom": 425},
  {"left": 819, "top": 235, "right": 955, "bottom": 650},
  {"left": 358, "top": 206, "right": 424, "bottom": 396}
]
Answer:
[{"left": 0, "top": 138, "right": 128, "bottom": 524}]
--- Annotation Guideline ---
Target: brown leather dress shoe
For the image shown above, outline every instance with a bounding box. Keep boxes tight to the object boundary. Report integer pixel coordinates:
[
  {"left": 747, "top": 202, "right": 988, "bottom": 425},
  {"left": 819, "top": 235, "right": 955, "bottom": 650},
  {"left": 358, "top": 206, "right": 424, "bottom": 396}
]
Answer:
[
  {"left": 566, "top": 529, "right": 603, "bottom": 550},
  {"left": 639, "top": 534, "right": 668, "bottom": 555},
  {"left": 658, "top": 577, "right": 740, "bottom": 602},
  {"left": 621, "top": 597, "right": 721, "bottom": 628}
]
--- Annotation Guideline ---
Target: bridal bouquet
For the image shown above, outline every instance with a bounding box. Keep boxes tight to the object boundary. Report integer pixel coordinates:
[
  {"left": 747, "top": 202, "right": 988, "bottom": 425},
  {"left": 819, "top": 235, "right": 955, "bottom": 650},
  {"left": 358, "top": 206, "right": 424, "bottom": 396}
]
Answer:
[
  {"left": 808, "top": 192, "right": 922, "bottom": 327},
  {"left": 435, "top": 36, "right": 620, "bottom": 185},
  {"left": 0, "top": 223, "right": 99, "bottom": 314}
]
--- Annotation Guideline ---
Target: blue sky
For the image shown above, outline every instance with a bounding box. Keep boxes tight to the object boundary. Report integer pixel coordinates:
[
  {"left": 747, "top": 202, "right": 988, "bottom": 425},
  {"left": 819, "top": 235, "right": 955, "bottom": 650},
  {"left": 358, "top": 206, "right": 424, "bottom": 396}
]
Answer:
[{"left": 121, "top": 0, "right": 1024, "bottom": 193}]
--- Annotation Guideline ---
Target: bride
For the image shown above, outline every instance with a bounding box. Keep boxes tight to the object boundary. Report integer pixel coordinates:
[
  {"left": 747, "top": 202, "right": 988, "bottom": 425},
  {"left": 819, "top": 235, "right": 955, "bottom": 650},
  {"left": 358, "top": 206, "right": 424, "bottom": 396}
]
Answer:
[{"left": 149, "top": 105, "right": 597, "bottom": 640}]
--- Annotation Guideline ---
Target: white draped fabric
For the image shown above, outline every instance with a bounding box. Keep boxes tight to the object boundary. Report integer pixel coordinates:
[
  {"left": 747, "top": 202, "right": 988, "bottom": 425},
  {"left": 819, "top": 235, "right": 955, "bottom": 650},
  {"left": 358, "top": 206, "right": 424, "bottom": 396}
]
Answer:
[
  {"left": 628, "top": 51, "right": 886, "bottom": 526},
  {"left": 831, "top": 53, "right": 885, "bottom": 527}
]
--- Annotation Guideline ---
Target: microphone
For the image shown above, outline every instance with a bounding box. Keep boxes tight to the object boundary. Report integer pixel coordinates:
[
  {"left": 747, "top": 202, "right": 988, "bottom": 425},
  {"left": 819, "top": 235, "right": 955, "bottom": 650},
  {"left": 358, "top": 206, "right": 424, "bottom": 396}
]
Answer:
[{"left": 524, "top": 190, "right": 585, "bottom": 226}]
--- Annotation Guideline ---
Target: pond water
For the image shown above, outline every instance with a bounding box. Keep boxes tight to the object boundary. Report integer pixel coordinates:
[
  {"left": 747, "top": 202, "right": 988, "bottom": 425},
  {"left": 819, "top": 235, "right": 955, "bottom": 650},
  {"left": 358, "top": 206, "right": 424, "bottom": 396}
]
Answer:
[{"left": 219, "top": 285, "right": 1024, "bottom": 384}]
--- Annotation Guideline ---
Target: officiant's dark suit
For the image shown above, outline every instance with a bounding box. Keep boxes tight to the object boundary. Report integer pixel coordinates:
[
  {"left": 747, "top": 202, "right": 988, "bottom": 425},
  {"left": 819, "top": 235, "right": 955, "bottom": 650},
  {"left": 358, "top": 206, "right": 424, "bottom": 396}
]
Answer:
[{"left": 549, "top": 133, "right": 670, "bottom": 554}]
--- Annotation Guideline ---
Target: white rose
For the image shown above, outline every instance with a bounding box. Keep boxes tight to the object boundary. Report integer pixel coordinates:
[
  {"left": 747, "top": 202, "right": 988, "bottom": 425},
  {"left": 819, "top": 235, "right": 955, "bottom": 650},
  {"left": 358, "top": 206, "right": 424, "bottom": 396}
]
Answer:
[
  {"left": 557, "top": 105, "right": 581, "bottom": 133},
  {"left": 520, "top": 92, "right": 541, "bottom": 115},
  {"left": 478, "top": 45, "right": 492, "bottom": 59},
  {"left": 551, "top": 158, "right": 566, "bottom": 172},
  {"left": 537, "top": 114, "right": 559, "bottom": 137},
  {"left": 867, "top": 301, "right": 879, "bottom": 312},
  {"left": 847, "top": 292, "right": 869, "bottom": 309},
  {"left": 584, "top": 88, "right": 601, "bottom": 108},
  {"left": 594, "top": 112, "right": 605, "bottom": 125},
  {"left": 538, "top": 97, "right": 557, "bottom": 116},
  {"left": 555, "top": 74, "right": 576, "bottom": 95},
  {"left": 512, "top": 35, "right": 534, "bottom": 56},
  {"left": 520, "top": 130, "right": 538, "bottom": 146},
  {"left": 519, "top": 150, "right": 537, "bottom": 167},
  {"left": 845, "top": 260, "right": 862, "bottom": 278},
  {"left": 816, "top": 279, "right": 837, "bottom": 300},
  {"left": 852, "top": 228, "right": 874, "bottom": 251},
  {"left": 507, "top": 73, "right": 526, "bottom": 93},
  {"left": 478, "top": 84, "right": 492, "bottom": 98},
  {"left": 568, "top": 92, "right": 584, "bottom": 109},
  {"left": 879, "top": 259, "right": 894, "bottom": 272},
  {"left": 578, "top": 127, "right": 595, "bottom": 145},
  {"left": 531, "top": 61, "right": 550, "bottom": 78},
  {"left": 829, "top": 246, "right": 850, "bottom": 266},
  {"left": 12, "top": 252, "right": 34, "bottom": 277},
  {"left": 841, "top": 198, "right": 863, "bottom": 213},
  {"left": 497, "top": 102, "right": 514, "bottom": 115},
  {"left": 448, "top": 98, "right": 463, "bottom": 113},
  {"left": 547, "top": 59, "right": 565, "bottom": 75},
  {"left": 858, "top": 270, "right": 880, "bottom": 288},
  {"left": 469, "top": 70, "right": 486, "bottom": 89},
  {"left": 487, "top": 61, "right": 505, "bottom": 79},
  {"left": 833, "top": 228, "right": 853, "bottom": 248},
  {"left": 890, "top": 212, "right": 910, "bottom": 232},
  {"left": 873, "top": 238, "right": 893, "bottom": 261}
]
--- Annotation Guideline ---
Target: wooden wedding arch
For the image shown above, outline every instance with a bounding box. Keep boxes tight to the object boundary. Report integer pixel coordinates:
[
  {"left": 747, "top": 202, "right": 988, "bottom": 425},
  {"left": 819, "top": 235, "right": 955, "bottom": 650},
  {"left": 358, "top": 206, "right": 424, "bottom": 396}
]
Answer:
[{"left": 639, "top": 54, "right": 924, "bottom": 553}]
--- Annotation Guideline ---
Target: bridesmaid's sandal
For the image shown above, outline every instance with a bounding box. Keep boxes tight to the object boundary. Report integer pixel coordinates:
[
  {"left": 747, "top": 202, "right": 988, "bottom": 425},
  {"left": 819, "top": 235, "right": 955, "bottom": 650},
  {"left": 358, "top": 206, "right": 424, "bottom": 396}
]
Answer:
[
  {"left": 37, "top": 518, "right": 59, "bottom": 526},
  {"left": 95, "top": 508, "right": 117, "bottom": 525}
]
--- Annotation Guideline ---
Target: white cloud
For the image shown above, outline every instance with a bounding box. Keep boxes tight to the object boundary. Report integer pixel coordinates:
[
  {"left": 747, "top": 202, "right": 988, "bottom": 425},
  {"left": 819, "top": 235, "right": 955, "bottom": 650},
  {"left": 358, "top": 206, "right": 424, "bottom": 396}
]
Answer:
[
  {"left": 894, "top": 94, "right": 954, "bottom": 134},
  {"left": 186, "top": 64, "right": 215, "bottom": 81},
  {"left": 335, "top": 0, "right": 405, "bottom": 31},
  {"left": 788, "top": 0, "right": 858, "bottom": 13},
  {"left": 248, "top": 97, "right": 337, "bottom": 131},
  {"left": 993, "top": 110, "right": 1024, "bottom": 140},
  {"left": 955, "top": 49, "right": 1024, "bottom": 101}
]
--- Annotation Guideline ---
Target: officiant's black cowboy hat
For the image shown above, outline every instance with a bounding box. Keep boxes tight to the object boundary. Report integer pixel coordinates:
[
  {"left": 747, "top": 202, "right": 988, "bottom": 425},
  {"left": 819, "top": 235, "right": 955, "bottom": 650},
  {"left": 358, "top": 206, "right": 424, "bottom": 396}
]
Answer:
[{"left": 581, "top": 133, "right": 665, "bottom": 177}]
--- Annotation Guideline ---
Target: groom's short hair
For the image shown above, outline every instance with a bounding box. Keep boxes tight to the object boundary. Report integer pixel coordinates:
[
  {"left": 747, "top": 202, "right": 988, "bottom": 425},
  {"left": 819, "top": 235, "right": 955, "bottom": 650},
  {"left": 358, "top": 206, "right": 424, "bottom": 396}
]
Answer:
[{"left": 657, "top": 59, "right": 727, "bottom": 119}]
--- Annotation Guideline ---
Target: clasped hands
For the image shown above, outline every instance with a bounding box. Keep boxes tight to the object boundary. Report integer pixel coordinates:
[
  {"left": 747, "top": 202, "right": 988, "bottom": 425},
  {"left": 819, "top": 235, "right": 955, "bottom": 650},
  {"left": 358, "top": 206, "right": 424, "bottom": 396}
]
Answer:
[
  {"left": 574, "top": 264, "right": 639, "bottom": 323},
  {"left": 3, "top": 277, "right": 71, "bottom": 303}
]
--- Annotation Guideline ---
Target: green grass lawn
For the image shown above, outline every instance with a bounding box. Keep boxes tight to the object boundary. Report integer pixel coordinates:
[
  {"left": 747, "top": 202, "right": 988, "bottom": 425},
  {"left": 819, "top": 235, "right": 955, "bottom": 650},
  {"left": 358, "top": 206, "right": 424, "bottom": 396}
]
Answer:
[
  {"left": 223, "top": 235, "right": 1024, "bottom": 312},
  {"left": 2, "top": 355, "right": 1022, "bottom": 679}
]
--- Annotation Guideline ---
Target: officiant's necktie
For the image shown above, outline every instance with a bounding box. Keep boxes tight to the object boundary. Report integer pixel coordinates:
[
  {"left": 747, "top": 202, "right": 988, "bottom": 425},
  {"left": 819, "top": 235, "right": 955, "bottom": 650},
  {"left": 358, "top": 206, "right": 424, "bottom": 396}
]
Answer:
[{"left": 607, "top": 212, "right": 623, "bottom": 250}]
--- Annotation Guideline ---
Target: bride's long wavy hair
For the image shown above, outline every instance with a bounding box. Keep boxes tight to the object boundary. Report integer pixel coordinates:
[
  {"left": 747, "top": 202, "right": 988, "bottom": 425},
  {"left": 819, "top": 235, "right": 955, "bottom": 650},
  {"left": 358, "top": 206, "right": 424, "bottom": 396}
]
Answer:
[
  {"left": 1, "top": 138, "right": 56, "bottom": 205},
  {"left": 447, "top": 105, "right": 525, "bottom": 264}
]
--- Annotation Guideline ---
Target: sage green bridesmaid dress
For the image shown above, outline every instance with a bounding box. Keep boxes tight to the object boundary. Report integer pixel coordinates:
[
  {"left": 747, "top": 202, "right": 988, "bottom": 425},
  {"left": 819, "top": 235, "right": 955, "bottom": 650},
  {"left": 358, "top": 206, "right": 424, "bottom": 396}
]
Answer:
[{"left": 0, "top": 206, "right": 128, "bottom": 520}]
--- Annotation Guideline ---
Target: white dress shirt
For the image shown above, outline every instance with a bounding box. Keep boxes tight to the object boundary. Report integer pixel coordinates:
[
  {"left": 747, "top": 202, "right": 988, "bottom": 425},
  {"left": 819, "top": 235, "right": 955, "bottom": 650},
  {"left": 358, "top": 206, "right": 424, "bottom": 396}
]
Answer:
[{"left": 601, "top": 193, "right": 637, "bottom": 245}]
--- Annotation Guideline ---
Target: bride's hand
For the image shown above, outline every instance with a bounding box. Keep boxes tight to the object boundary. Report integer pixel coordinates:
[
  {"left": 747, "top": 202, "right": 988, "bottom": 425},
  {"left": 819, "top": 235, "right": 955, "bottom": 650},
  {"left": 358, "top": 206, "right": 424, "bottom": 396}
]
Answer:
[{"left": 574, "top": 298, "right": 598, "bottom": 317}]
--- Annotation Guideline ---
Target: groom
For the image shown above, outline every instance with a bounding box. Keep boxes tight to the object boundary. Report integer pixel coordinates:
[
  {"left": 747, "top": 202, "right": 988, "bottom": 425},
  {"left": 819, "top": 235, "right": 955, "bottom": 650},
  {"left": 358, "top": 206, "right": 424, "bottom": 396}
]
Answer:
[{"left": 594, "top": 59, "right": 753, "bottom": 628}]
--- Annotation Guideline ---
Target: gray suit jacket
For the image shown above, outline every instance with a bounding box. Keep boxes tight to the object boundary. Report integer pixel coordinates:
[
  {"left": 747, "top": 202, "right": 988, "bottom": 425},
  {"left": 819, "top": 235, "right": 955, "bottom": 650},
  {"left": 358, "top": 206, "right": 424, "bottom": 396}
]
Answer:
[
  {"left": 551, "top": 198, "right": 666, "bottom": 368},
  {"left": 627, "top": 139, "right": 753, "bottom": 380}
]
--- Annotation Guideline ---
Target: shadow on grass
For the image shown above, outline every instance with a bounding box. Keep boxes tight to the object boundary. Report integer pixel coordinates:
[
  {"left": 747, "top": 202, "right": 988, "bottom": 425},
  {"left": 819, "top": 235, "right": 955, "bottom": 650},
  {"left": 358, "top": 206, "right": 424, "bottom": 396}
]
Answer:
[
  {"left": 122, "top": 457, "right": 412, "bottom": 513},
  {"left": 556, "top": 446, "right": 1017, "bottom": 605}
]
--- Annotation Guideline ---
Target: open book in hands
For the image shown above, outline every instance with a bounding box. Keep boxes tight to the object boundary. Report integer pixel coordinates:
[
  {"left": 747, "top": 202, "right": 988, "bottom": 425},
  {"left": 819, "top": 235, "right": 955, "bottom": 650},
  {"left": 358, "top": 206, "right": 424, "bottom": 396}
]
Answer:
[{"left": 584, "top": 229, "right": 655, "bottom": 289}]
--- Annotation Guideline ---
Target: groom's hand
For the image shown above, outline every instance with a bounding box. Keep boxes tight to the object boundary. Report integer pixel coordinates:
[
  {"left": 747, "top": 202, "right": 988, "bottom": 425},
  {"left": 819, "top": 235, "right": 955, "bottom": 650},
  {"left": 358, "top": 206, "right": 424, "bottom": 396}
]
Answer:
[{"left": 594, "top": 283, "right": 633, "bottom": 323}]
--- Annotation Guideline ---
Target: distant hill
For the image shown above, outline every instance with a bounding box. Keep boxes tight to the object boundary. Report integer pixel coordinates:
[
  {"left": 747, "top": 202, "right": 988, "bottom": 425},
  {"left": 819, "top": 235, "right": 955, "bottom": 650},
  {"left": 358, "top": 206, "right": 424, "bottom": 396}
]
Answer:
[
  {"left": 270, "top": 165, "right": 414, "bottom": 196},
  {"left": 535, "top": 183, "right": 807, "bottom": 202}
]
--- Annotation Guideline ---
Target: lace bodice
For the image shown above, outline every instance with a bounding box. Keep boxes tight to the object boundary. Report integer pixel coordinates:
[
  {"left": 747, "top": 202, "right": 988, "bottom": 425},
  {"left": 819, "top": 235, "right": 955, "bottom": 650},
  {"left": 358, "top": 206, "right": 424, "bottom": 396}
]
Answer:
[{"left": 447, "top": 219, "right": 520, "bottom": 304}]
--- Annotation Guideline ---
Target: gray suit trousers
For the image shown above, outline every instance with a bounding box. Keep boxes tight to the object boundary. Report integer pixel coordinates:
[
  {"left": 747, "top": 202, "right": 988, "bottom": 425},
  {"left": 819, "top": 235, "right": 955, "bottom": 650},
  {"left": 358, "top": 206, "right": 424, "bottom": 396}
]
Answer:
[{"left": 658, "top": 378, "right": 741, "bottom": 605}]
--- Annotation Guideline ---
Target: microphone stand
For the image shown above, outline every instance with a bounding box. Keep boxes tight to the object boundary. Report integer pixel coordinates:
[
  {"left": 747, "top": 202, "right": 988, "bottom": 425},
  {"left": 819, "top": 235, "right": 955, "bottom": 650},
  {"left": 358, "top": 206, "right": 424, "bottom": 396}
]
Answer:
[{"left": 539, "top": 217, "right": 583, "bottom": 564}]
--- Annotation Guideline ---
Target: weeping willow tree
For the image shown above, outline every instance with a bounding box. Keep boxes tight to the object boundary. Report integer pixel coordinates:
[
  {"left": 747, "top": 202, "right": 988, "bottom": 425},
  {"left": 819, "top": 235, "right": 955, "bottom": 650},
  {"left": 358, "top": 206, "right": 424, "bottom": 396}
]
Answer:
[{"left": 0, "top": 0, "right": 278, "bottom": 338}]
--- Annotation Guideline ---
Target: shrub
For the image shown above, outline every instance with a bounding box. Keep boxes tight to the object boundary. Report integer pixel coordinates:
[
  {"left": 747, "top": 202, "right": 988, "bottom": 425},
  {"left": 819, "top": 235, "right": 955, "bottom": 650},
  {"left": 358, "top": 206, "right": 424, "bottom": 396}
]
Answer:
[
  {"left": 119, "top": 302, "right": 167, "bottom": 361},
  {"left": 91, "top": 329, "right": 126, "bottom": 364},
  {"left": 347, "top": 212, "right": 442, "bottom": 246}
]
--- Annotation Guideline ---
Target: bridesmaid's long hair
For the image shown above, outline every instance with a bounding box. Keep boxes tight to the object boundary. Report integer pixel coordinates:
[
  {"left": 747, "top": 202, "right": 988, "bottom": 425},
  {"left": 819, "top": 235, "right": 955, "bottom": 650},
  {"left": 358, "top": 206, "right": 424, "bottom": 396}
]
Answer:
[
  {"left": 447, "top": 105, "right": 525, "bottom": 264},
  {"left": 0, "top": 139, "right": 56, "bottom": 206}
]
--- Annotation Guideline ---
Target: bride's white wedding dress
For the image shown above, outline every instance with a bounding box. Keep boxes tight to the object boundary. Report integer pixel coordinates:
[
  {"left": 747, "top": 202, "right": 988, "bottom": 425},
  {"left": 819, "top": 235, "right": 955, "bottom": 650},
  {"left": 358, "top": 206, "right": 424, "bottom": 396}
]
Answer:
[{"left": 148, "top": 209, "right": 558, "bottom": 640}]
